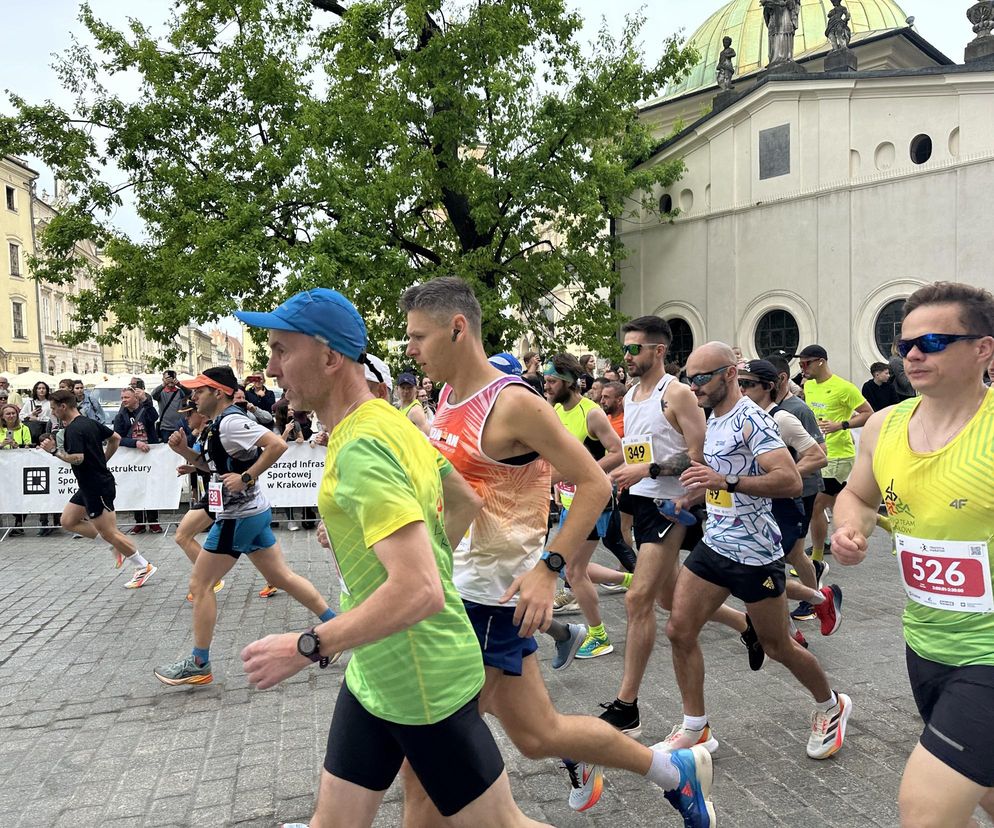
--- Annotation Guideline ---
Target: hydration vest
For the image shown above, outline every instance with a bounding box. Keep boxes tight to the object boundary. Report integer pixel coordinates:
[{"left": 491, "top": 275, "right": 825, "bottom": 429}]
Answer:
[{"left": 201, "top": 406, "right": 261, "bottom": 475}]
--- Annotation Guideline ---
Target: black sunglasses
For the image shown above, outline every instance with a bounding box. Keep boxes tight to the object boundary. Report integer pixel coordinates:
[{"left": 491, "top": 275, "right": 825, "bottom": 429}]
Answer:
[
  {"left": 737, "top": 378, "right": 764, "bottom": 389},
  {"left": 688, "top": 365, "right": 732, "bottom": 387},
  {"left": 897, "top": 333, "right": 984, "bottom": 358}
]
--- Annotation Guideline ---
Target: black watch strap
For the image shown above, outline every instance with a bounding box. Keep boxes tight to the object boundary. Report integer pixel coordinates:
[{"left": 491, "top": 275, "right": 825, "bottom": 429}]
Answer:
[{"left": 648, "top": 463, "right": 661, "bottom": 479}]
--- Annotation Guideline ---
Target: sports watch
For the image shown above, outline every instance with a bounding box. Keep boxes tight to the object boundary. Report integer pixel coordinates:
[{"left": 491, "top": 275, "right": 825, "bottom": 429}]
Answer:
[
  {"left": 297, "top": 627, "right": 330, "bottom": 668},
  {"left": 725, "top": 474, "right": 740, "bottom": 493},
  {"left": 240, "top": 472, "right": 255, "bottom": 488},
  {"left": 841, "top": 420, "right": 851, "bottom": 430},
  {"left": 648, "top": 462, "right": 662, "bottom": 479},
  {"left": 541, "top": 551, "right": 566, "bottom": 574}
]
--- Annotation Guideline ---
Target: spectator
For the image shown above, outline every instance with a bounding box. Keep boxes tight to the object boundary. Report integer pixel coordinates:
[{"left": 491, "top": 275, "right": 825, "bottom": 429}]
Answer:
[
  {"left": 417, "top": 388, "right": 435, "bottom": 425},
  {"left": 521, "top": 350, "right": 545, "bottom": 394},
  {"left": 152, "top": 370, "right": 190, "bottom": 440},
  {"left": 1, "top": 403, "right": 32, "bottom": 536},
  {"left": 578, "top": 353, "right": 596, "bottom": 393},
  {"left": 114, "top": 387, "right": 162, "bottom": 534},
  {"left": 0, "top": 376, "right": 22, "bottom": 407},
  {"left": 420, "top": 375, "right": 439, "bottom": 405},
  {"left": 244, "top": 374, "right": 276, "bottom": 413},
  {"left": 58, "top": 379, "right": 74, "bottom": 391},
  {"left": 587, "top": 376, "right": 607, "bottom": 404},
  {"left": 272, "top": 394, "right": 290, "bottom": 434},
  {"left": 21, "top": 381, "right": 55, "bottom": 427},
  {"left": 280, "top": 406, "right": 316, "bottom": 531},
  {"left": 861, "top": 361, "right": 899, "bottom": 411},
  {"left": 603, "top": 367, "right": 620, "bottom": 382},
  {"left": 233, "top": 386, "right": 275, "bottom": 429},
  {"left": 73, "top": 380, "right": 107, "bottom": 424},
  {"left": 888, "top": 343, "right": 916, "bottom": 401},
  {"left": 599, "top": 381, "right": 626, "bottom": 438}
]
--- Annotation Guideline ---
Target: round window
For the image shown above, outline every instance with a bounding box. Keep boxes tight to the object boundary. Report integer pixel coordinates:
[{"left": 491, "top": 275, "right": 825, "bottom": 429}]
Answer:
[
  {"left": 754, "top": 309, "right": 800, "bottom": 358},
  {"left": 667, "top": 318, "right": 694, "bottom": 367},
  {"left": 910, "top": 134, "right": 933, "bottom": 165},
  {"left": 874, "top": 299, "right": 905, "bottom": 358}
]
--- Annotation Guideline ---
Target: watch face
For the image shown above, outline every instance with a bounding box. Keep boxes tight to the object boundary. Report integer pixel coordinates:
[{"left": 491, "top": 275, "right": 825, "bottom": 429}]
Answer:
[
  {"left": 297, "top": 633, "right": 318, "bottom": 657},
  {"left": 547, "top": 553, "right": 565, "bottom": 570}
]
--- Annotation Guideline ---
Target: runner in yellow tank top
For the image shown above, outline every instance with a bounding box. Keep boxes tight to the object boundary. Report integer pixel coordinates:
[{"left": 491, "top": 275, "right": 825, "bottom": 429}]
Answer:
[
  {"left": 397, "top": 371, "right": 430, "bottom": 434},
  {"left": 832, "top": 282, "right": 994, "bottom": 828}
]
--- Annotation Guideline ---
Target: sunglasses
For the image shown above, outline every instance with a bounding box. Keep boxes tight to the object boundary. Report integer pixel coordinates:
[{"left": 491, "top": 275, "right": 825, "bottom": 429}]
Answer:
[
  {"left": 737, "top": 378, "right": 764, "bottom": 389},
  {"left": 688, "top": 364, "right": 732, "bottom": 387},
  {"left": 622, "top": 343, "right": 666, "bottom": 357},
  {"left": 798, "top": 358, "right": 821, "bottom": 368},
  {"left": 897, "top": 333, "right": 984, "bottom": 358}
]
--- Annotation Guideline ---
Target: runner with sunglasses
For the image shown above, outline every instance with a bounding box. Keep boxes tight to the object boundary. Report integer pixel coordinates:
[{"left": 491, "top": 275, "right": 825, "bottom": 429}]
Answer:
[
  {"left": 665, "top": 342, "right": 852, "bottom": 761},
  {"left": 601, "top": 318, "right": 752, "bottom": 747},
  {"left": 832, "top": 282, "right": 994, "bottom": 828},
  {"left": 795, "top": 345, "right": 873, "bottom": 593}
]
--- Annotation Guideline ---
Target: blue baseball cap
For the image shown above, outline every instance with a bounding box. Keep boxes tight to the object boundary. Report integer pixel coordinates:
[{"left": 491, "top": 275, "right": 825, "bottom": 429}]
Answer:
[
  {"left": 488, "top": 352, "right": 523, "bottom": 375},
  {"left": 234, "top": 289, "right": 367, "bottom": 361}
]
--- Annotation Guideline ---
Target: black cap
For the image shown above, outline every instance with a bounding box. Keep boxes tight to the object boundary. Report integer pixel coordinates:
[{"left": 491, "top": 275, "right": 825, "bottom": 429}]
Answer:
[
  {"left": 798, "top": 344, "right": 828, "bottom": 361},
  {"left": 739, "top": 360, "right": 779, "bottom": 385},
  {"left": 765, "top": 348, "right": 796, "bottom": 361}
]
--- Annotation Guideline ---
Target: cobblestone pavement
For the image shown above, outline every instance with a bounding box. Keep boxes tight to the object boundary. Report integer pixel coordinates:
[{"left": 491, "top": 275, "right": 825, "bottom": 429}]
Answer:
[{"left": 1, "top": 518, "right": 991, "bottom": 828}]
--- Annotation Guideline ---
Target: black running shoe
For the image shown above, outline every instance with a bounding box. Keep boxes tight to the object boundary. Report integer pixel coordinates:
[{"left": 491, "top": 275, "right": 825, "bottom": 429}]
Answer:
[
  {"left": 598, "top": 698, "right": 642, "bottom": 738},
  {"left": 740, "top": 615, "right": 766, "bottom": 671}
]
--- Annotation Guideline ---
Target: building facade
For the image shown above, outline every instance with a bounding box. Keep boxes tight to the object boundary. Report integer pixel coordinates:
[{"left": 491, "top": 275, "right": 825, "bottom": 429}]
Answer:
[{"left": 619, "top": 1, "right": 992, "bottom": 378}]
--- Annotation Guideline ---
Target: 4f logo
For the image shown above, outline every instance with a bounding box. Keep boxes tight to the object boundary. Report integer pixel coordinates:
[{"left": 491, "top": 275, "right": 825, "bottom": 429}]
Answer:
[{"left": 949, "top": 499, "right": 968, "bottom": 510}]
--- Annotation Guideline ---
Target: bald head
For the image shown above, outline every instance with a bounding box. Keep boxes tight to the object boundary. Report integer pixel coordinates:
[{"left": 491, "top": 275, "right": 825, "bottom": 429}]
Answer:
[{"left": 686, "top": 341, "right": 737, "bottom": 374}]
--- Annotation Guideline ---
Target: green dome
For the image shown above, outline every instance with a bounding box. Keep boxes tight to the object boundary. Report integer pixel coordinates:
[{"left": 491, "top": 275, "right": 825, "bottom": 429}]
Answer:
[{"left": 666, "top": 0, "right": 910, "bottom": 98}]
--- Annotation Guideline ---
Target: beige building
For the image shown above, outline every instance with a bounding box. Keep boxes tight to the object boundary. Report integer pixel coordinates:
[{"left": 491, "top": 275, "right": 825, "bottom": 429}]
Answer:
[
  {"left": 619, "top": 1, "right": 991, "bottom": 378},
  {"left": 0, "top": 156, "right": 42, "bottom": 375}
]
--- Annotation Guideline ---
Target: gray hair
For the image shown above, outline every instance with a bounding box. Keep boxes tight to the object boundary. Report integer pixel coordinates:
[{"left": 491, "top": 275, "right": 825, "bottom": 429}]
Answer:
[{"left": 400, "top": 277, "right": 482, "bottom": 336}]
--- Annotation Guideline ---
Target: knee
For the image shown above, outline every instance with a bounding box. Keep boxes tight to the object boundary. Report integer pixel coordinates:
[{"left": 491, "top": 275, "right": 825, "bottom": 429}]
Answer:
[
  {"left": 625, "top": 587, "right": 655, "bottom": 618},
  {"left": 665, "top": 617, "right": 695, "bottom": 649},
  {"left": 565, "top": 561, "right": 588, "bottom": 585},
  {"left": 188, "top": 573, "right": 213, "bottom": 598},
  {"left": 509, "top": 719, "right": 558, "bottom": 761},
  {"left": 513, "top": 730, "right": 551, "bottom": 761},
  {"left": 898, "top": 794, "right": 939, "bottom": 828}
]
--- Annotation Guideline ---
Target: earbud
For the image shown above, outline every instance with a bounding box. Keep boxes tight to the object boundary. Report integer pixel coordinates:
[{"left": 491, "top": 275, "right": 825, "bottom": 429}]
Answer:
[{"left": 451, "top": 329, "right": 460, "bottom": 342}]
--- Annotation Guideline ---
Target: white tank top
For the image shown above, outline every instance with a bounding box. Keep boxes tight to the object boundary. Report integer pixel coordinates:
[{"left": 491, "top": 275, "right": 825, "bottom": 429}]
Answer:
[{"left": 624, "top": 374, "right": 688, "bottom": 500}]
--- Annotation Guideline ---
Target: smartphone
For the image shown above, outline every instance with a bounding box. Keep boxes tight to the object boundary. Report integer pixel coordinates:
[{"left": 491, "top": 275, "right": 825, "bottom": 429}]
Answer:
[{"left": 235, "top": 400, "right": 248, "bottom": 412}]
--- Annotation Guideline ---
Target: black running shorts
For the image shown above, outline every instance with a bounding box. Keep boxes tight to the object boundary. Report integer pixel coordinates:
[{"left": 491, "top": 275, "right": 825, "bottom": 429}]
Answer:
[
  {"left": 684, "top": 541, "right": 786, "bottom": 604},
  {"left": 629, "top": 494, "right": 703, "bottom": 550},
  {"left": 324, "top": 682, "right": 504, "bottom": 816},
  {"left": 69, "top": 482, "right": 116, "bottom": 520},
  {"left": 906, "top": 646, "right": 994, "bottom": 786}
]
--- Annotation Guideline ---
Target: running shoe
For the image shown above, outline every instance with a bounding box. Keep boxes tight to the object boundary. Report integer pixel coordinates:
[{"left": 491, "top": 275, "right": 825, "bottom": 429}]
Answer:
[
  {"left": 287, "top": 521, "right": 301, "bottom": 532},
  {"left": 552, "top": 623, "right": 587, "bottom": 671},
  {"left": 124, "top": 564, "right": 157, "bottom": 589},
  {"left": 153, "top": 655, "right": 213, "bottom": 686},
  {"left": 662, "top": 745, "right": 716, "bottom": 828},
  {"left": 806, "top": 692, "right": 852, "bottom": 759},
  {"left": 814, "top": 584, "right": 843, "bottom": 636},
  {"left": 740, "top": 614, "right": 766, "bottom": 671},
  {"left": 792, "top": 628, "right": 809, "bottom": 649},
  {"left": 575, "top": 630, "right": 614, "bottom": 659},
  {"left": 259, "top": 584, "right": 279, "bottom": 598},
  {"left": 564, "top": 760, "right": 603, "bottom": 812},
  {"left": 113, "top": 549, "right": 125, "bottom": 569},
  {"left": 654, "top": 723, "right": 719, "bottom": 755},
  {"left": 128, "top": 525, "right": 147, "bottom": 535},
  {"left": 791, "top": 601, "right": 816, "bottom": 621},
  {"left": 601, "top": 572, "right": 634, "bottom": 593},
  {"left": 186, "top": 580, "right": 225, "bottom": 603},
  {"left": 598, "top": 699, "right": 642, "bottom": 738},
  {"left": 814, "top": 559, "right": 829, "bottom": 587},
  {"left": 552, "top": 588, "right": 580, "bottom": 615}
]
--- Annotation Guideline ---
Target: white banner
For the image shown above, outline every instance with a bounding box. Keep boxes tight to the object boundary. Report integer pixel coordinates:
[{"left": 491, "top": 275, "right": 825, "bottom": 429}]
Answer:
[
  {"left": 0, "top": 444, "right": 184, "bottom": 514},
  {"left": 0, "top": 441, "right": 327, "bottom": 514}
]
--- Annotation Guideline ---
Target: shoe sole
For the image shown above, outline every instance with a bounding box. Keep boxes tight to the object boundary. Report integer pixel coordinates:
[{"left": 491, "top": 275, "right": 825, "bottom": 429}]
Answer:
[
  {"left": 575, "top": 644, "right": 614, "bottom": 659},
  {"left": 568, "top": 765, "right": 604, "bottom": 812},
  {"left": 125, "top": 565, "right": 157, "bottom": 589},
  {"left": 259, "top": 589, "right": 279, "bottom": 598},
  {"left": 654, "top": 734, "right": 719, "bottom": 755},
  {"left": 808, "top": 694, "right": 852, "bottom": 759},
  {"left": 552, "top": 626, "right": 587, "bottom": 671},
  {"left": 791, "top": 611, "right": 817, "bottom": 621},
  {"left": 553, "top": 605, "right": 582, "bottom": 615},
  {"left": 153, "top": 670, "right": 213, "bottom": 686}
]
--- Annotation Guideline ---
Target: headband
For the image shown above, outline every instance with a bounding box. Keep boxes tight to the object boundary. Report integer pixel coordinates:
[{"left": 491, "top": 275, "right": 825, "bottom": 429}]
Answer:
[{"left": 542, "top": 362, "right": 577, "bottom": 384}]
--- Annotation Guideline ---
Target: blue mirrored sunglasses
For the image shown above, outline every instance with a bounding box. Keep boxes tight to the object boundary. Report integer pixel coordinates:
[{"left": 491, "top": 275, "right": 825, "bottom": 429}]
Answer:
[
  {"left": 688, "top": 364, "right": 732, "bottom": 387},
  {"left": 896, "top": 333, "right": 983, "bottom": 358}
]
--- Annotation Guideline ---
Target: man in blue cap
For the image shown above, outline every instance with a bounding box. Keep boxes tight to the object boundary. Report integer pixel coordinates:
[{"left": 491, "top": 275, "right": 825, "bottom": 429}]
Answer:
[
  {"left": 236, "top": 289, "right": 545, "bottom": 828},
  {"left": 396, "top": 370, "right": 430, "bottom": 434}
]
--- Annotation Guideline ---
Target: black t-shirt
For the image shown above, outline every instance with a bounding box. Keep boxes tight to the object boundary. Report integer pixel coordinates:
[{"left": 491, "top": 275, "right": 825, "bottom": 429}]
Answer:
[
  {"left": 64, "top": 415, "right": 116, "bottom": 490},
  {"left": 861, "top": 379, "right": 899, "bottom": 412}
]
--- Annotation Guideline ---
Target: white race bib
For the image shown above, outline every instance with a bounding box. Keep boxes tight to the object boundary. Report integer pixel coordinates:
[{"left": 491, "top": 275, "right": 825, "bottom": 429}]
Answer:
[
  {"left": 705, "top": 487, "right": 736, "bottom": 518},
  {"left": 207, "top": 481, "right": 224, "bottom": 514},
  {"left": 622, "top": 433, "right": 654, "bottom": 466},
  {"left": 896, "top": 533, "right": 994, "bottom": 614}
]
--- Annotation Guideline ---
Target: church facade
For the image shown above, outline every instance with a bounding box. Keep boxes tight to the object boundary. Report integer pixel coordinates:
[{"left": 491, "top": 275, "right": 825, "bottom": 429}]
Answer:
[{"left": 618, "top": 0, "right": 994, "bottom": 376}]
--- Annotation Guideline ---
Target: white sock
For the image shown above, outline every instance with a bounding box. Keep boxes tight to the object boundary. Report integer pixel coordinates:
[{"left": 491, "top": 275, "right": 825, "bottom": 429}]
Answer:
[
  {"left": 129, "top": 552, "right": 148, "bottom": 568},
  {"left": 815, "top": 691, "right": 838, "bottom": 712},
  {"left": 809, "top": 588, "right": 826, "bottom": 604},
  {"left": 683, "top": 714, "right": 708, "bottom": 732},
  {"left": 646, "top": 748, "right": 681, "bottom": 790}
]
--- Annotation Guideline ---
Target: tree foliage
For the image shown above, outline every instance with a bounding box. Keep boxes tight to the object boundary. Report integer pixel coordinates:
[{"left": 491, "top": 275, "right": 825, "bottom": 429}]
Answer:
[{"left": 0, "top": 0, "right": 696, "bottom": 364}]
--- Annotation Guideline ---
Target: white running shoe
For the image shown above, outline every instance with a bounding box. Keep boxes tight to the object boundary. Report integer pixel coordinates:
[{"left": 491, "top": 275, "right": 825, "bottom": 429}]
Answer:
[
  {"left": 807, "top": 692, "right": 852, "bottom": 759},
  {"left": 653, "top": 723, "right": 719, "bottom": 755},
  {"left": 552, "top": 588, "right": 581, "bottom": 615}
]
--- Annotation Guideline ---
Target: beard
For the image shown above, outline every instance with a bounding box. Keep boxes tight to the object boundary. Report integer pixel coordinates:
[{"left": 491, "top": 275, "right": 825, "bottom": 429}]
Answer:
[
  {"left": 702, "top": 378, "right": 730, "bottom": 409},
  {"left": 552, "top": 387, "right": 572, "bottom": 406}
]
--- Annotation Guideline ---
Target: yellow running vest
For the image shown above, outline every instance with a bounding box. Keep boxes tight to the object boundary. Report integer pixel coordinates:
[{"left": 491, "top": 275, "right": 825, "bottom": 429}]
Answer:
[
  {"left": 873, "top": 391, "right": 994, "bottom": 666},
  {"left": 554, "top": 397, "right": 601, "bottom": 510}
]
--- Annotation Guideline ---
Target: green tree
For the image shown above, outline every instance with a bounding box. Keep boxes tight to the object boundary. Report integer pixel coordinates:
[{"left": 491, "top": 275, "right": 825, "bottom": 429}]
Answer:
[{"left": 1, "top": 0, "right": 695, "bottom": 364}]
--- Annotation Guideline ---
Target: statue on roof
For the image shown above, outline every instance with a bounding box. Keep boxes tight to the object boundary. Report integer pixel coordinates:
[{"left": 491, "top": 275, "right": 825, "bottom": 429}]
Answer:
[
  {"left": 716, "top": 36, "right": 736, "bottom": 91},
  {"left": 761, "top": 0, "right": 800, "bottom": 67},
  {"left": 826, "top": 0, "right": 853, "bottom": 52}
]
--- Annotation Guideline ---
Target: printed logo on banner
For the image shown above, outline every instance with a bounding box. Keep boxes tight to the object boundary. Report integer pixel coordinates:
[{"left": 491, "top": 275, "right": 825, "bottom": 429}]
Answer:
[{"left": 23, "top": 467, "right": 50, "bottom": 496}]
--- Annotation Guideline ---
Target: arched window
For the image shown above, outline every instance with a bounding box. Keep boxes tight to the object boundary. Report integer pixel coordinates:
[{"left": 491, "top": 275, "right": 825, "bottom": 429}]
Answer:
[
  {"left": 910, "top": 134, "right": 933, "bottom": 165},
  {"left": 754, "top": 309, "right": 800, "bottom": 358},
  {"left": 667, "top": 318, "right": 694, "bottom": 366},
  {"left": 874, "top": 299, "right": 905, "bottom": 358}
]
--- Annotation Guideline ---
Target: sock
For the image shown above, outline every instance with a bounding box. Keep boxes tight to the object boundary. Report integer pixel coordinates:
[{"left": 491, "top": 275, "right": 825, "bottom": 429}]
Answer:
[
  {"left": 808, "top": 588, "right": 826, "bottom": 605},
  {"left": 129, "top": 552, "right": 148, "bottom": 568},
  {"left": 588, "top": 623, "right": 607, "bottom": 639},
  {"left": 683, "top": 714, "right": 708, "bottom": 732},
  {"left": 546, "top": 620, "right": 571, "bottom": 643},
  {"left": 614, "top": 697, "right": 637, "bottom": 708},
  {"left": 319, "top": 608, "right": 336, "bottom": 622},
  {"left": 621, "top": 572, "right": 634, "bottom": 589},
  {"left": 646, "top": 748, "right": 681, "bottom": 790},
  {"left": 811, "top": 546, "right": 825, "bottom": 563},
  {"left": 192, "top": 647, "right": 210, "bottom": 666},
  {"left": 815, "top": 691, "right": 838, "bottom": 712}
]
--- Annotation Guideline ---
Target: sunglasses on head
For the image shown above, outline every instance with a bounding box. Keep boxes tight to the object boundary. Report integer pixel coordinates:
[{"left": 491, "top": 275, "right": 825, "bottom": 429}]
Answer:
[
  {"left": 897, "top": 333, "right": 983, "bottom": 358},
  {"left": 688, "top": 364, "right": 732, "bottom": 387},
  {"left": 622, "top": 343, "right": 666, "bottom": 357}
]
